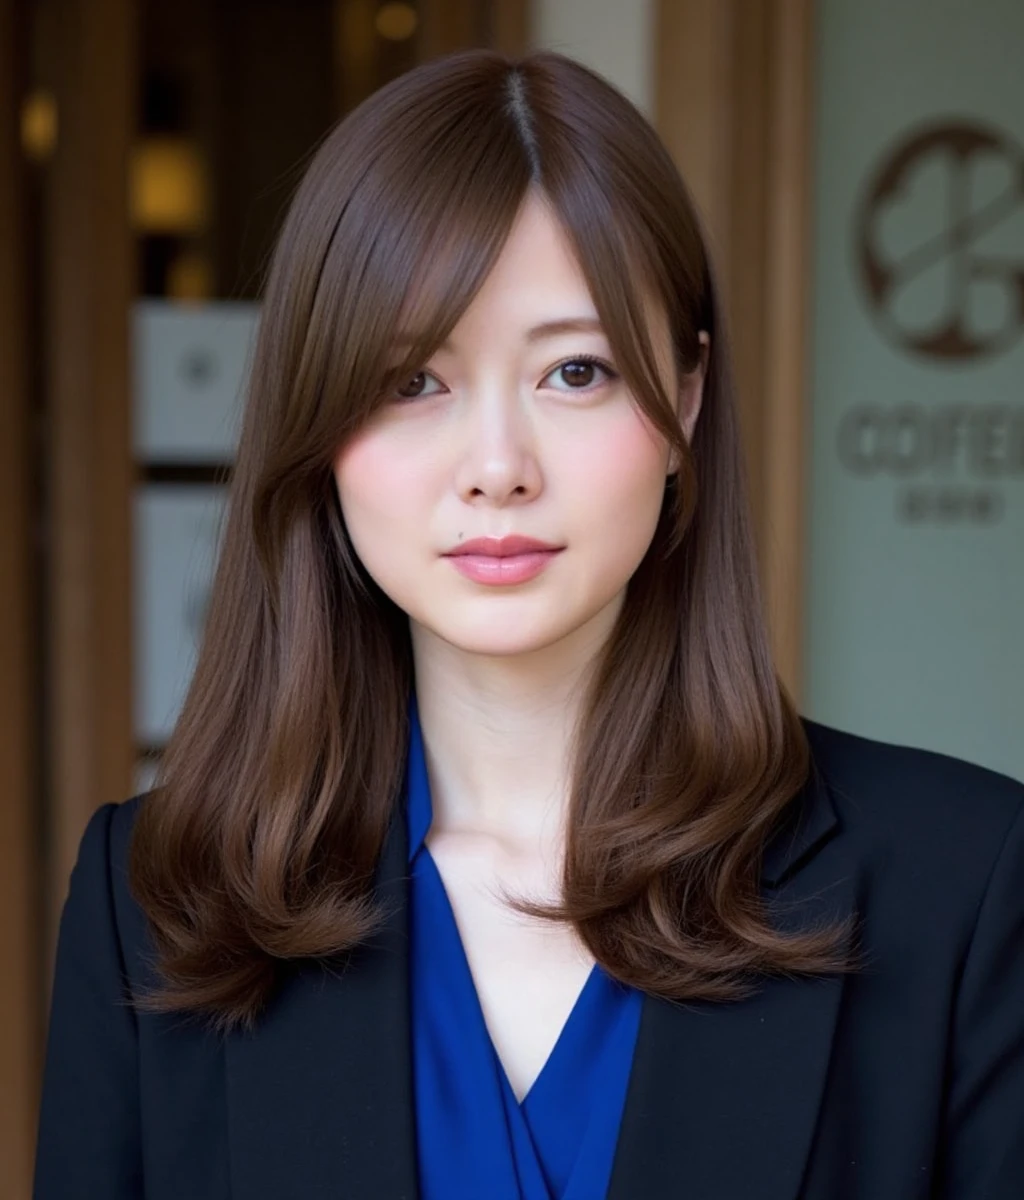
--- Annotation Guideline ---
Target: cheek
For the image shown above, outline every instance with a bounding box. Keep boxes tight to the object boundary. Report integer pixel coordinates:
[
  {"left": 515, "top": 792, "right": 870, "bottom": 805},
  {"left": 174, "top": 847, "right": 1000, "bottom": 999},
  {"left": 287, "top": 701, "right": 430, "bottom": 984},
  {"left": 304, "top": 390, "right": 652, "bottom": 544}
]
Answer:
[
  {"left": 558, "top": 411, "right": 669, "bottom": 596},
  {"left": 336, "top": 433, "right": 415, "bottom": 527},
  {"left": 566, "top": 410, "right": 668, "bottom": 528},
  {"left": 332, "top": 434, "right": 427, "bottom": 585}
]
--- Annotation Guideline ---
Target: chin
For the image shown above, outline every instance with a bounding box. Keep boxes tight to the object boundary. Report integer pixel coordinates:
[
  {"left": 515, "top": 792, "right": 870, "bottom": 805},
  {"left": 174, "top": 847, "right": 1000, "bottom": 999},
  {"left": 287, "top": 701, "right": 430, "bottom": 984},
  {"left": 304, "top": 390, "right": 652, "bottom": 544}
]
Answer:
[
  {"left": 435, "top": 624, "right": 570, "bottom": 659},
  {"left": 417, "top": 599, "right": 613, "bottom": 662}
]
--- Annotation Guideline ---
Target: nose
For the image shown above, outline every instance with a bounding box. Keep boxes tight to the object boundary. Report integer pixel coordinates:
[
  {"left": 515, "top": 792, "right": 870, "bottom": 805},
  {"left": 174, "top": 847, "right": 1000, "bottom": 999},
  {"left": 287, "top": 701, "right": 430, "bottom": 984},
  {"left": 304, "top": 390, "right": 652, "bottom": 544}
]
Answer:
[{"left": 453, "top": 385, "right": 543, "bottom": 506}]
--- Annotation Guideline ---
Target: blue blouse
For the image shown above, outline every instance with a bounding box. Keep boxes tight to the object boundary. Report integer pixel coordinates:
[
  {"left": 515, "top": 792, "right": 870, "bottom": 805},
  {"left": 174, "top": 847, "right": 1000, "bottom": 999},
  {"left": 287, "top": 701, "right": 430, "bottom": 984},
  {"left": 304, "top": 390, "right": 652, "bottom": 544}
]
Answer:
[{"left": 404, "top": 694, "right": 644, "bottom": 1200}]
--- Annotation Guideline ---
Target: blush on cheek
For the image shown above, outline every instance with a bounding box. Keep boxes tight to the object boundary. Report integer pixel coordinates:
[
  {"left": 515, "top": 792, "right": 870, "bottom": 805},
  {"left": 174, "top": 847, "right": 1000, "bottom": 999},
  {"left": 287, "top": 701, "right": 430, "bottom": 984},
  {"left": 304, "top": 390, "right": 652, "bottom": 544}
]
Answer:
[
  {"left": 574, "top": 411, "right": 668, "bottom": 486},
  {"left": 333, "top": 435, "right": 405, "bottom": 518},
  {"left": 333, "top": 429, "right": 377, "bottom": 487}
]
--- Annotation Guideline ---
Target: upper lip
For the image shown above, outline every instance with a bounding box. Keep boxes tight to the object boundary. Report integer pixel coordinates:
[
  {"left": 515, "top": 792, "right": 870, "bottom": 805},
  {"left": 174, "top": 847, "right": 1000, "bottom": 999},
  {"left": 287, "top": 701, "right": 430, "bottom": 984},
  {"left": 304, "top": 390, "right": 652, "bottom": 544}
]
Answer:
[{"left": 444, "top": 535, "right": 563, "bottom": 557}]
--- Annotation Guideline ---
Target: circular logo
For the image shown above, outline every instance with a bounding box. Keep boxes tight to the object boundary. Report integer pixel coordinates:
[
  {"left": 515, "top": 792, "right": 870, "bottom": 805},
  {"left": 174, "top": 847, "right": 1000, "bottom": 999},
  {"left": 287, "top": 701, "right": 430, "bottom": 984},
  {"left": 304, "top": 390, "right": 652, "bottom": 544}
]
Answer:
[{"left": 855, "top": 121, "right": 1024, "bottom": 362}]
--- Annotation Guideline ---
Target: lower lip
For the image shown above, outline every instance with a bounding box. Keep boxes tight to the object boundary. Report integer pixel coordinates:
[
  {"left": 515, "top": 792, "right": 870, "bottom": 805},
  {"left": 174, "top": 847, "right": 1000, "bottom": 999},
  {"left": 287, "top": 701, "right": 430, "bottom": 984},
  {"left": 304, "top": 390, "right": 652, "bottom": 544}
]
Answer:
[{"left": 445, "top": 550, "right": 563, "bottom": 584}]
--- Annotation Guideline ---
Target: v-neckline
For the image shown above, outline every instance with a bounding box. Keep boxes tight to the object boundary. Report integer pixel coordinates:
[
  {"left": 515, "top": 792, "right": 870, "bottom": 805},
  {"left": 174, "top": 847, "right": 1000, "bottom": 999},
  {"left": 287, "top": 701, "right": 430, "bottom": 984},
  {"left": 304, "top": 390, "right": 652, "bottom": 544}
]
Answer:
[{"left": 421, "top": 842, "right": 602, "bottom": 1106}]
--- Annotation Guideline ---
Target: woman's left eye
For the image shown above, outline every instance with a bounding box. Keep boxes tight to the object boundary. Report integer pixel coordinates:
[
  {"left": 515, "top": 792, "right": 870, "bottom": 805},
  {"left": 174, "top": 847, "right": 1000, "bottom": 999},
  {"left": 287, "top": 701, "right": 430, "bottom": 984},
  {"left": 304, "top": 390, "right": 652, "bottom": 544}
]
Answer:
[
  {"left": 541, "top": 356, "right": 618, "bottom": 393},
  {"left": 394, "top": 370, "right": 445, "bottom": 401}
]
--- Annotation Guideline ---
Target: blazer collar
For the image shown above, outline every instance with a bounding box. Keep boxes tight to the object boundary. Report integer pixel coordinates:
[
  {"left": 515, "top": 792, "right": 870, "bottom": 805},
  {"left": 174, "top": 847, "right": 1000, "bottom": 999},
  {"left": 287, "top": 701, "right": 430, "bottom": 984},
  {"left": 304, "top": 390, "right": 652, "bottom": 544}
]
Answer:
[
  {"left": 225, "top": 735, "right": 850, "bottom": 1200},
  {"left": 608, "top": 877, "right": 856, "bottom": 1198},
  {"left": 225, "top": 810, "right": 420, "bottom": 1200},
  {"left": 760, "top": 741, "right": 840, "bottom": 887},
  {"left": 608, "top": 756, "right": 854, "bottom": 1199}
]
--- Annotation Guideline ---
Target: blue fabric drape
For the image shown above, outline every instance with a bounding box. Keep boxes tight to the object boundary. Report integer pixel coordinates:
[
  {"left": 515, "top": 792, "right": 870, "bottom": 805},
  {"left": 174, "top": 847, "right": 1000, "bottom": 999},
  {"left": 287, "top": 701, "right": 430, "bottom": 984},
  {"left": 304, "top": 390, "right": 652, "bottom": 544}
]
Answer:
[{"left": 405, "top": 694, "right": 643, "bottom": 1200}]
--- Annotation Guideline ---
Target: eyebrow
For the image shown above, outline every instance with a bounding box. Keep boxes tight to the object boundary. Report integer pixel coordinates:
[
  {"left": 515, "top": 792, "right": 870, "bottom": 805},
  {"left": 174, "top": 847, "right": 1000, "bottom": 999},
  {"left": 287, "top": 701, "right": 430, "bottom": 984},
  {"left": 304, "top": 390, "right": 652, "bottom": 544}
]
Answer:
[
  {"left": 393, "top": 316, "right": 606, "bottom": 352},
  {"left": 523, "top": 317, "right": 605, "bottom": 343}
]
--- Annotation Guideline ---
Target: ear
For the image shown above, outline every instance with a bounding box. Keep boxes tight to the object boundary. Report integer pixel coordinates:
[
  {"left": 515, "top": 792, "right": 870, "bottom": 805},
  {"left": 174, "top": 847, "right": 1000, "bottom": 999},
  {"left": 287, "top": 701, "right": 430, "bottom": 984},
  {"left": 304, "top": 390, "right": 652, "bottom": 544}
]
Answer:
[{"left": 667, "top": 330, "right": 710, "bottom": 475}]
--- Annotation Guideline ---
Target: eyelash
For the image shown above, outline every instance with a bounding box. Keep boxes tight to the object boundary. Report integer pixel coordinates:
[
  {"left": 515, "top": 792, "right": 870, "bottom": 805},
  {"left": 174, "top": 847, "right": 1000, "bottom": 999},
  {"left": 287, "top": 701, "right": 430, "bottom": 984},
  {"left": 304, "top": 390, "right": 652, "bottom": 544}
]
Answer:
[
  {"left": 393, "top": 354, "right": 619, "bottom": 402},
  {"left": 553, "top": 354, "right": 618, "bottom": 387}
]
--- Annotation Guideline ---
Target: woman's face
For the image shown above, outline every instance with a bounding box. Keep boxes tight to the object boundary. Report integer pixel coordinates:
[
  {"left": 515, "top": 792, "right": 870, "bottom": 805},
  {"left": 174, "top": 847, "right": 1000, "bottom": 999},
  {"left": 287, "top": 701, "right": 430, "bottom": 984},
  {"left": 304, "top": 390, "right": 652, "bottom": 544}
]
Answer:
[{"left": 333, "top": 192, "right": 706, "bottom": 662}]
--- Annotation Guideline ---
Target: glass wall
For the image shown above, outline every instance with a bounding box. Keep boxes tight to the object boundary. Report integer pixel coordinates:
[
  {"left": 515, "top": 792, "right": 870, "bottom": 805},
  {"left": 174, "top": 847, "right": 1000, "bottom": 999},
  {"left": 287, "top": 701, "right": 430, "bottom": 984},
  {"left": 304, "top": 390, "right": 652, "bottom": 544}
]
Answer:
[{"left": 805, "top": 0, "right": 1024, "bottom": 779}]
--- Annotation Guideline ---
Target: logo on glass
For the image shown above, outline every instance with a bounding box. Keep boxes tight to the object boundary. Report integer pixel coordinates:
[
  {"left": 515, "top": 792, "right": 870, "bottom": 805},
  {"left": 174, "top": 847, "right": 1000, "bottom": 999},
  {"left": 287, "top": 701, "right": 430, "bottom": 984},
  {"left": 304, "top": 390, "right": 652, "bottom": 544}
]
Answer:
[{"left": 855, "top": 121, "right": 1024, "bottom": 362}]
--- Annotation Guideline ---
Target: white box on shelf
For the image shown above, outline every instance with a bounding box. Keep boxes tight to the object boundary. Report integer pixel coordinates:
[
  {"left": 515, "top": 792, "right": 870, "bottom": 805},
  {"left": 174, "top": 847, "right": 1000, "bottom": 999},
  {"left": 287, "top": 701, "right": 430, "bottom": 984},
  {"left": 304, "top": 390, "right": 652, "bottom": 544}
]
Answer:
[
  {"left": 132, "top": 299, "right": 258, "bottom": 462},
  {"left": 133, "top": 485, "right": 227, "bottom": 747}
]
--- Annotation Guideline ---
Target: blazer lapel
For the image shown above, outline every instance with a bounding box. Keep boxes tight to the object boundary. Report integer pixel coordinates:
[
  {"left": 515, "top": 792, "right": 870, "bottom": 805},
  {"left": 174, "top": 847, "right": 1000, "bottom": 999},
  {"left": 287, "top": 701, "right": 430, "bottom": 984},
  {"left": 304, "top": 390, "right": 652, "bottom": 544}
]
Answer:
[
  {"left": 608, "top": 755, "right": 857, "bottom": 1200},
  {"left": 224, "top": 729, "right": 852, "bottom": 1200},
  {"left": 224, "top": 813, "right": 419, "bottom": 1200}
]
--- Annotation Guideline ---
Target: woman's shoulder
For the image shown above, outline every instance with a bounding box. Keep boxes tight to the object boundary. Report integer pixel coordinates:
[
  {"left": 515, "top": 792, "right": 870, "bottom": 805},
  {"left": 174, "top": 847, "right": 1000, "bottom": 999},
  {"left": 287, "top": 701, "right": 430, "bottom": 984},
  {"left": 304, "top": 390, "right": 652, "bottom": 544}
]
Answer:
[
  {"left": 70, "top": 793, "right": 144, "bottom": 885},
  {"left": 68, "top": 794, "right": 153, "bottom": 968},
  {"left": 106, "top": 790, "right": 147, "bottom": 844},
  {"left": 799, "top": 716, "right": 1024, "bottom": 882}
]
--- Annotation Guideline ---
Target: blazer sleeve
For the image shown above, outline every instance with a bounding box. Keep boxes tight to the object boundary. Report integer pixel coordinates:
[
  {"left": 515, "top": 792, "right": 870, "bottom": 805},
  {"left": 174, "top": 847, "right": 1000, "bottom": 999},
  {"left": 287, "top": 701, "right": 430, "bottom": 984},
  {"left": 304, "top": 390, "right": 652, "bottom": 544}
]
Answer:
[
  {"left": 940, "top": 798, "right": 1024, "bottom": 1198},
  {"left": 33, "top": 802, "right": 144, "bottom": 1200}
]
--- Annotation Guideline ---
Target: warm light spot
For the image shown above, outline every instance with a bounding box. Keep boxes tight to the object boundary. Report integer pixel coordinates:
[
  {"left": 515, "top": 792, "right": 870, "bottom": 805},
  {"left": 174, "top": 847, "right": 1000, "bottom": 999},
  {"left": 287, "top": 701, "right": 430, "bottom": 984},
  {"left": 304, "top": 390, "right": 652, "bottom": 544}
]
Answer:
[
  {"left": 21, "top": 90, "right": 58, "bottom": 161},
  {"left": 167, "top": 250, "right": 214, "bottom": 302},
  {"left": 375, "top": 2, "right": 418, "bottom": 41},
  {"left": 130, "top": 137, "right": 209, "bottom": 234}
]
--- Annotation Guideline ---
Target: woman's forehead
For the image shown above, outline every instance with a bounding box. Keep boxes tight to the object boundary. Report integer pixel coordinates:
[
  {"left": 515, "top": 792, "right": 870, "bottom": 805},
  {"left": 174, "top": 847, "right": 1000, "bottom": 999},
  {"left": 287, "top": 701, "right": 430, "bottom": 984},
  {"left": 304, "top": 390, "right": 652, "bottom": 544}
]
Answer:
[{"left": 453, "top": 194, "right": 593, "bottom": 306}]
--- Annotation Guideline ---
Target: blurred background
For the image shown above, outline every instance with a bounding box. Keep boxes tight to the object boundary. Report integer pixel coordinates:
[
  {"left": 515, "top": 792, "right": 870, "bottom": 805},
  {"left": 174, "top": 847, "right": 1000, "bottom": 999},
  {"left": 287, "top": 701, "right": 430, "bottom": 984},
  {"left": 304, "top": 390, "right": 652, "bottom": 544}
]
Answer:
[{"left": 1, "top": 0, "right": 1021, "bottom": 1191}]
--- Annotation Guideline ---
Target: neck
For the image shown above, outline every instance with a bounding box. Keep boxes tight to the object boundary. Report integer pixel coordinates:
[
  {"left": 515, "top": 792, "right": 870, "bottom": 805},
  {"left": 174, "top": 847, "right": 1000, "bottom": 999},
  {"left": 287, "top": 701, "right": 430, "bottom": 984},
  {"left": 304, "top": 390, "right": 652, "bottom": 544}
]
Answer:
[{"left": 409, "top": 612, "right": 613, "bottom": 850}]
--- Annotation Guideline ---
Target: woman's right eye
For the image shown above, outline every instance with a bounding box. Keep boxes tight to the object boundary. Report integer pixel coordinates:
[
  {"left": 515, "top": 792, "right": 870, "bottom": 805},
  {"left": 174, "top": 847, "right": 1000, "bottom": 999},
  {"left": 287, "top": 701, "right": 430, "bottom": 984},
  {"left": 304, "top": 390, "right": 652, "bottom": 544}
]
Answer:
[{"left": 395, "top": 370, "right": 445, "bottom": 401}]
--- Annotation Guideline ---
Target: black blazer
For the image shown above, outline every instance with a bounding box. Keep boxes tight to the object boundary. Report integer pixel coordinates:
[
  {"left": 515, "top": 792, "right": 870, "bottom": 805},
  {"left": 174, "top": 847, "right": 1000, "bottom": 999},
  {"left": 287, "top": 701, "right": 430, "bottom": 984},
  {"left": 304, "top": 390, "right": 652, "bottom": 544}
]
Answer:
[{"left": 34, "top": 719, "right": 1024, "bottom": 1199}]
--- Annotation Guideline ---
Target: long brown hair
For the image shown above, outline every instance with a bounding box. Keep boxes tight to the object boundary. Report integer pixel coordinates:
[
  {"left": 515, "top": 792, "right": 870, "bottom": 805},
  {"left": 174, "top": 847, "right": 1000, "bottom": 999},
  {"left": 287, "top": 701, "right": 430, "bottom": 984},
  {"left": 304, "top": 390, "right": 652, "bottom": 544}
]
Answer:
[{"left": 129, "top": 48, "right": 850, "bottom": 1034}]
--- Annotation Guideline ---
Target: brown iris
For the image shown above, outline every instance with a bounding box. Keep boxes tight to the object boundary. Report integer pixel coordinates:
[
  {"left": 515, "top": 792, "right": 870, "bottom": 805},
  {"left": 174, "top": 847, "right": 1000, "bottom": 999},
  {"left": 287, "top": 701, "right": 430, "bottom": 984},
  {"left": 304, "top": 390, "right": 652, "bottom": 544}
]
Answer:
[
  {"left": 397, "top": 372, "right": 428, "bottom": 398},
  {"left": 560, "top": 361, "right": 596, "bottom": 387}
]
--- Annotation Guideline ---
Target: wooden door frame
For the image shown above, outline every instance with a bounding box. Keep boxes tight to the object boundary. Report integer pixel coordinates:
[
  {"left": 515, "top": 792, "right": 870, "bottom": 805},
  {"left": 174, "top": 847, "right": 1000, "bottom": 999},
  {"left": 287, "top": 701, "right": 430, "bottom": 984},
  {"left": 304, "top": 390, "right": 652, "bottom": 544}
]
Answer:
[
  {"left": 43, "top": 0, "right": 136, "bottom": 974},
  {"left": 0, "top": 0, "right": 40, "bottom": 1191},
  {"left": 654, "top": 0, "right": 816, "bottom": 701}
]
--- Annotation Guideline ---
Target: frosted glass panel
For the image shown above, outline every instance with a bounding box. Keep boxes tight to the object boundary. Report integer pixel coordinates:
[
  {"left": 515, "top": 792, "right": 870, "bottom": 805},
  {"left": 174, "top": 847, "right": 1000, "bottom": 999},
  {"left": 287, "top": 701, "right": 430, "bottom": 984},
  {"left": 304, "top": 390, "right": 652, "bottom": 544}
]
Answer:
[{"left": 805, "top": 0, "right": 1024, "bottom": 780}]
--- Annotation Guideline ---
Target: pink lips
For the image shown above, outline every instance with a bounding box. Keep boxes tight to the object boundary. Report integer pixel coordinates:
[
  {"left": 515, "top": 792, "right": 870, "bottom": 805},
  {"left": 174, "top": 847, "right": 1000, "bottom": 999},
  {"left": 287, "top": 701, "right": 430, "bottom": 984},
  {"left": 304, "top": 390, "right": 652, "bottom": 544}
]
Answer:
[{"left": 443, "top": 535, "right": 564, "bottom": 585}]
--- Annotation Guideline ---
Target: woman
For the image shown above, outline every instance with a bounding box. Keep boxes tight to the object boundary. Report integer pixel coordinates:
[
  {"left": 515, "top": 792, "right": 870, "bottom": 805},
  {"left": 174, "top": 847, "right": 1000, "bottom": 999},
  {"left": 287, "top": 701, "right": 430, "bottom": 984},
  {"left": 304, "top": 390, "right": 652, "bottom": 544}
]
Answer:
[{"left": 34, "top": 49, "right": 1024, "bottom": 1200}]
